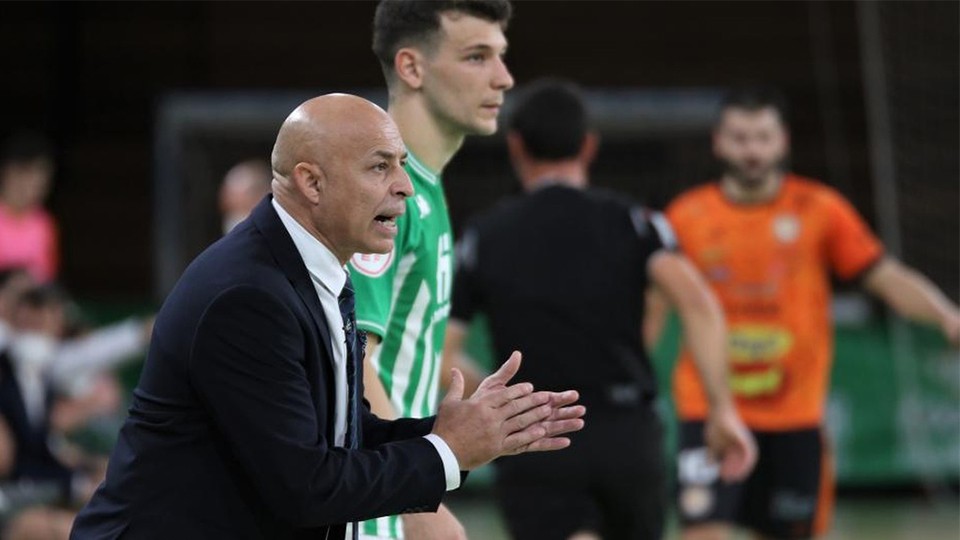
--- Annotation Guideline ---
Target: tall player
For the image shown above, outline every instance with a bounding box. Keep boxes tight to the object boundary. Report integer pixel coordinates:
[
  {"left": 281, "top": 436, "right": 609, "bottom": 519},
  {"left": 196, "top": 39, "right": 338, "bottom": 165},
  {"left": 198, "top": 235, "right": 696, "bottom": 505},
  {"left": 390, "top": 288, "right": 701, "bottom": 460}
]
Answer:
[
  {"left": 349, "top": 1, "right": 514, "bottom": 538},
  {"left": 655, "top": 87, "right": 960, "bottom": 540}
]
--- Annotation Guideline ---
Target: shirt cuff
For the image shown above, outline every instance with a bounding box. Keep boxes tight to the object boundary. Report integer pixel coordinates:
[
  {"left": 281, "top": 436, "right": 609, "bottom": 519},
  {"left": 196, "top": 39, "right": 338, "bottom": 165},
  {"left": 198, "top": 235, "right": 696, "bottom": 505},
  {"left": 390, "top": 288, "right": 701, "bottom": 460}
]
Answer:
[{"left": 423, "top": 434, "right": 461, "bottom": 491}]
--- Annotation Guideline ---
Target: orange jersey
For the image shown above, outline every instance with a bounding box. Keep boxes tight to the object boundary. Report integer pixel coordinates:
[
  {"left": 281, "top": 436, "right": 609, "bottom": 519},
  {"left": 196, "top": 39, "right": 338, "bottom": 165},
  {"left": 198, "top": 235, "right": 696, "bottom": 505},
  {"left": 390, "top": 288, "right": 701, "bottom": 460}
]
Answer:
[{"left": 667, "top": 175, "right": 883, "bottom": 430}]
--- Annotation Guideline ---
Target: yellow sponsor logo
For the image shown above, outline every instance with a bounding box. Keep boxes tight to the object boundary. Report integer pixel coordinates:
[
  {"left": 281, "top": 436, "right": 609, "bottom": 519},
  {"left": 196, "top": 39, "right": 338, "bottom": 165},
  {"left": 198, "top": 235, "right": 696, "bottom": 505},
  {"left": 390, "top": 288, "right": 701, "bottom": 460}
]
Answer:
[
  {"left": 727, "top": 325, "right": 793, "bottom": 363},
  {"left": 730, "top": 369, "right": 784, "bottom": 397}
]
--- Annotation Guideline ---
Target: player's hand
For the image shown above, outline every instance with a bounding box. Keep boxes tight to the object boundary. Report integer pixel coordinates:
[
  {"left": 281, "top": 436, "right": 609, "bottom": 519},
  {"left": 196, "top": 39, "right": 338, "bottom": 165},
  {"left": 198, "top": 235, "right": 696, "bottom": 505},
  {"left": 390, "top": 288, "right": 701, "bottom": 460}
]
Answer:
[
  {"left": 704, "top": 406, "right": 756, "bottom": 482},
  {"left": 402, "top": 503, "right": 467, "bottom": 540}
]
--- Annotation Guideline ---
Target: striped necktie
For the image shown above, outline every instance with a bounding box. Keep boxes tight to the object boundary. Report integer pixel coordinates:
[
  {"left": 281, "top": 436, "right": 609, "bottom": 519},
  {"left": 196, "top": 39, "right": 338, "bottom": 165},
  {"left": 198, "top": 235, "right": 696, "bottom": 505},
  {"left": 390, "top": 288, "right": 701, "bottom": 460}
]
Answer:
[{"left": 337, "top": 274, "right": 363, "bottom": 540}]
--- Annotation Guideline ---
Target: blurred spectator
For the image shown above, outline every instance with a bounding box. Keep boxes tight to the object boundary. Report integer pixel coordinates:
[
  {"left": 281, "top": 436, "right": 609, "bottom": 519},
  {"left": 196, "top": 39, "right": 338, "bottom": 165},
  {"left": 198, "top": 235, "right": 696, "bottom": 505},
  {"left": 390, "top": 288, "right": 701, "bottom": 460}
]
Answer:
[
  {"left": 3, "top": 285, "right": 153, "bottom": 435},
  {"left": 0, "top": 134, "right": 59, "bottom": 283},
  {"left": 218, "top": 159, "right": 271, "bottom": 234},
  {"left": 0, "top": 285, "right": 81, "bottom": 540},
  {"left": 0, "top": 268, "right": 34, "bottom": 352},
  {"left": 0, "top": 283, "right": 152, "bottom": 538}
]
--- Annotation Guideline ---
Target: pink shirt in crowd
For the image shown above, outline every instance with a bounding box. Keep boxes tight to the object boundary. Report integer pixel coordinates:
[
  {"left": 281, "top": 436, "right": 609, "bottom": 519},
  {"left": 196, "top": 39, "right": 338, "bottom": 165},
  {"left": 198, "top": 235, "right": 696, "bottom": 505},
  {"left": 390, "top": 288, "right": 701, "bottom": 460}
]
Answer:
[{"left": 0, "top": 203, "right": 59, "bottom": 282}]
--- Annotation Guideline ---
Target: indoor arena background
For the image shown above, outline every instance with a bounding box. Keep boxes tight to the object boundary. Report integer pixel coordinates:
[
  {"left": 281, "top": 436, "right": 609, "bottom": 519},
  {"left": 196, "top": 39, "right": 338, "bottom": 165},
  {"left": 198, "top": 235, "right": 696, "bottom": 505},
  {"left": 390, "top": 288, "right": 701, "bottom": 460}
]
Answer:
[{"left": 0, "top": 2, "right": 957, "bottom": 538}]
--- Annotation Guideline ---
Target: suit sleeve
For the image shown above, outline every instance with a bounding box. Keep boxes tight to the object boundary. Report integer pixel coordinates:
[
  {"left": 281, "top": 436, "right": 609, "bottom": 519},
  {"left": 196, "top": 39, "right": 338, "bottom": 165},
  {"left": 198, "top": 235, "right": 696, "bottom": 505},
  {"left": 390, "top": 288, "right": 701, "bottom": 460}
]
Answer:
[{"left": 189, "top": 285, "right": 446, "bottom": 527}]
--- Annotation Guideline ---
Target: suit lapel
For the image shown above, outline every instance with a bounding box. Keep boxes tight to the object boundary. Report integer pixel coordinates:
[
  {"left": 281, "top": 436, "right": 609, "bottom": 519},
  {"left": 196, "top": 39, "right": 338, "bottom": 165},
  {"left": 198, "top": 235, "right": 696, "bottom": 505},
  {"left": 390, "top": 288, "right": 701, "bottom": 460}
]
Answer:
[{"left": 250, "top": 196, "right": 336, "bottom": 371}]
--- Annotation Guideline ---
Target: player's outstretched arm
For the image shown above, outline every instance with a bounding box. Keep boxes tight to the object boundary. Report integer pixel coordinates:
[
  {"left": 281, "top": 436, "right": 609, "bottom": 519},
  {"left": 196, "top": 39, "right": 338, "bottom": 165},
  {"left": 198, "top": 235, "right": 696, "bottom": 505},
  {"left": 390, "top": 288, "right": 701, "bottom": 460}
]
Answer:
[
  {"left": 864, "top": 258, "right": 960, "bottom": 346},
  {"left": 649, "top": 250, "right": 757, "bottom": 482}
]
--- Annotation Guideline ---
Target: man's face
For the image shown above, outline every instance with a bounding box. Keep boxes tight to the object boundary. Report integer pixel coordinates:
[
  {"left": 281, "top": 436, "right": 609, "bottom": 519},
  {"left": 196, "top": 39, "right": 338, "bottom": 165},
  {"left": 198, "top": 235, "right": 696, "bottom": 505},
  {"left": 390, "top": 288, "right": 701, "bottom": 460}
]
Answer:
[
  {"left": 312, "top": 117, "right": 413, "bottom": 261},
  {"left": 1, "top": 159, "right": 52, "bottom": 211},
  {"left": 419, "top": 12, "right": 514, "bottom": 136},
  {"left": 713, "top": 107, "right": 788, "bottom": 188}
]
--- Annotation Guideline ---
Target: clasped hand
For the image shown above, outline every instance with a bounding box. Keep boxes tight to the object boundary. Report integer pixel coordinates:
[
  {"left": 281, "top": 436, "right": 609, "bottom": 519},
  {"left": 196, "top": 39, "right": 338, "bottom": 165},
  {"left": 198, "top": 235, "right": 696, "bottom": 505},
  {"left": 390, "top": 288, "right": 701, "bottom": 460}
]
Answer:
[{"left": 431, "top": 351, "right": 586, "bottom": 471}]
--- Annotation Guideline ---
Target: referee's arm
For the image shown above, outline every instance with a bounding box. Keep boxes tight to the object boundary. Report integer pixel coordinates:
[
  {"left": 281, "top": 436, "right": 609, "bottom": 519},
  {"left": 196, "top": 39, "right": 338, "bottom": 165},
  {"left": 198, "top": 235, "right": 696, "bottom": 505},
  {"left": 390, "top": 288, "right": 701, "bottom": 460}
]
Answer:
[
  {"left": 440, "top": 320, "right": 486, "bottom": 396},
  {"left": 648, "top": 250, "right": 757, "bottom": 483}
]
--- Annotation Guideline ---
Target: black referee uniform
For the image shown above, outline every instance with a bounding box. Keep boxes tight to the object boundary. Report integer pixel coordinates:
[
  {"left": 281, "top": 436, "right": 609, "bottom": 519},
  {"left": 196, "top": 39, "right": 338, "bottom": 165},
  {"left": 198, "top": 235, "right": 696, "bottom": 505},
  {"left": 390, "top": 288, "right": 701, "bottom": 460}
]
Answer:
[{"left": 451, "top": 183, "right": 676, "bottom": 540}]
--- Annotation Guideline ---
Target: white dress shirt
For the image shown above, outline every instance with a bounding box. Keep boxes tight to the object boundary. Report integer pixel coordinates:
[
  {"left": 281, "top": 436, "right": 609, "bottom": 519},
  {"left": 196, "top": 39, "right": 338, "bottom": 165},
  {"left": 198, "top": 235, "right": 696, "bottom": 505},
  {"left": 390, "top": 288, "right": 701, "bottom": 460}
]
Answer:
[{"left": 272, "top": 200, "right": 460, "bottom": 491}]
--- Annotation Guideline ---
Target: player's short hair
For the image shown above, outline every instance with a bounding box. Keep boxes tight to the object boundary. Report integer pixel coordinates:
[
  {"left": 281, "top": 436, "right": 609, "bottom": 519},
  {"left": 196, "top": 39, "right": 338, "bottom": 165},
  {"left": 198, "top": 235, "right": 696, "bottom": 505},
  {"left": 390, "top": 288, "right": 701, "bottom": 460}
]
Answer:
[
  {"left": 718, "top": 86, "right": 790, "bottom": 126},
  {"left": 372, "top": 0, "right": 512, "bottom": 84},
  {"left": 508, "top": 79, "right": 590, "bottom": 161},
  {"left": 0, "top": 132, "right": 53, "bottom": 168}
]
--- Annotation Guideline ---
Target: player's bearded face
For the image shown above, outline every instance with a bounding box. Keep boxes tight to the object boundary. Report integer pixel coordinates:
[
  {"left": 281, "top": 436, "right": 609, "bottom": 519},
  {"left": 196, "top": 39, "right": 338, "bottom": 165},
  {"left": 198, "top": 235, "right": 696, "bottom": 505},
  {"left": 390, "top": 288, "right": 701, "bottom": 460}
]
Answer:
[
  {"left": 714, "top": 108, "right": 788, "bottom": 188},
  {"left": 420, "top": 13, "right": 514, "bottom": 137}
]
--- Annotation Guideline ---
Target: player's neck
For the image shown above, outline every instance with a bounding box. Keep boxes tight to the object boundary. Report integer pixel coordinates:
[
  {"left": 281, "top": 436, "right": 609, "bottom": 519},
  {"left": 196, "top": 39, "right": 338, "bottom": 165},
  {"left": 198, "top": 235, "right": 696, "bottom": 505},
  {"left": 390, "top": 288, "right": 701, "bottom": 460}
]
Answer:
[
  {"left": 721, "top": 172, "right": 784, "bottom": 204},
  {"left": 388, "top": 99, "right": 464, "bottom": 175}
]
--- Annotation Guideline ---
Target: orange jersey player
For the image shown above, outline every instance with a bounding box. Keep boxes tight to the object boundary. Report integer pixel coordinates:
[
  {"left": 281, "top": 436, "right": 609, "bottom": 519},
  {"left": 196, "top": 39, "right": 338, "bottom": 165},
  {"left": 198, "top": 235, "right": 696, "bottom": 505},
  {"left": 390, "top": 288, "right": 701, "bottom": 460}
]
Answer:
[{"left": 654, "top": 87, "right": 960, "bottom": 540}]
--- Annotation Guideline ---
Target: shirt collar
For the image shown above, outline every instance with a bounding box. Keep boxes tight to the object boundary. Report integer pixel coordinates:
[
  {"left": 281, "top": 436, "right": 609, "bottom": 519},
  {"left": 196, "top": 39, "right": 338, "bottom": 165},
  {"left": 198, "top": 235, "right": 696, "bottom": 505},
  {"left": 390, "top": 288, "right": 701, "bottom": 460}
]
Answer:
[
  {"left": 271, "top": 198, "right": 346, "bottom": 297},
  {"left": 406, "top": 151, "right": 440, "bottom": 185}
]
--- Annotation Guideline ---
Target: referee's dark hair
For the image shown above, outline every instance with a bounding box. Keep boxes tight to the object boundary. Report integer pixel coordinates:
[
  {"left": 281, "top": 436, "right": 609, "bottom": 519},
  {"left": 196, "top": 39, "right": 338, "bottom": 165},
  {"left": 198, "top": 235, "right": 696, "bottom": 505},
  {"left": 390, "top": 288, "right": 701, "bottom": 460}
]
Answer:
[
  {"left": 718, "top": 85, "right": 790, "bottom": 127},
  {"left": 508, "top": 79, "right": 590, "bottom": 161},
  {"left": 373, "top": 0, "right": 513, "bottom": 85}
]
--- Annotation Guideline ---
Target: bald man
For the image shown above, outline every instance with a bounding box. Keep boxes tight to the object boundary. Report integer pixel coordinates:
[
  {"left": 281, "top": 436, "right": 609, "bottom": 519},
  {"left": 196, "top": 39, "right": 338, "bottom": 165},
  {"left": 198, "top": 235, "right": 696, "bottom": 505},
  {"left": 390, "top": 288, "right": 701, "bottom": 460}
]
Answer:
[
  {"left": 70, "top": 95, "right": 584, "bottom": 540},
  {"left": 219, "top": 159, "right": 271, "bottom": 234}
]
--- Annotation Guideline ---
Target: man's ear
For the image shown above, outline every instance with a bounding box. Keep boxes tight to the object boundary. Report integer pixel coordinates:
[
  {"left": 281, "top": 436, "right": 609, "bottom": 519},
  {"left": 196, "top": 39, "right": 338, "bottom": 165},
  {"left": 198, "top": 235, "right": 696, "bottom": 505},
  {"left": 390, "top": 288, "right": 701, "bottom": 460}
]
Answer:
[
  {"left": 506, "top": 131, "right": 528, "bottom": 164},
  {"left": 711, "top": 128, "right": 722, "bottom": 158},
  {"left": 292, "top": 162, "right": 324, "bottom": 205},
  {"left": 580, "top": 132, "right": 600, "bottom": 165},
  {"left": 394, "top": 47, "right": 425, "bottom": 90}
]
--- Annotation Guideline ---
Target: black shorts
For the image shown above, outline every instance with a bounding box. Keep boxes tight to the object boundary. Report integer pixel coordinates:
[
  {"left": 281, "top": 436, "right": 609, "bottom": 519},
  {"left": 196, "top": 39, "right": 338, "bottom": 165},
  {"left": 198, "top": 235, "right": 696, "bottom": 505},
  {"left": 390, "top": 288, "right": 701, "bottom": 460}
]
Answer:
[
  {"left": 676, "top": 421, "right": 834, "bottom": 539},
  {"left": 495, "top": 406, "right": 665, "bottom": 540}
]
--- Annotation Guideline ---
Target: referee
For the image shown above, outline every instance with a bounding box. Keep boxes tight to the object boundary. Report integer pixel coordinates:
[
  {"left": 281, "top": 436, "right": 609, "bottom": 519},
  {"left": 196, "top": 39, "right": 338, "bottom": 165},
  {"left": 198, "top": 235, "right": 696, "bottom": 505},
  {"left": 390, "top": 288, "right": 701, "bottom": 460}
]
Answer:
[{"left": 444, "top": 80, "right": 756, "bottom": 540}]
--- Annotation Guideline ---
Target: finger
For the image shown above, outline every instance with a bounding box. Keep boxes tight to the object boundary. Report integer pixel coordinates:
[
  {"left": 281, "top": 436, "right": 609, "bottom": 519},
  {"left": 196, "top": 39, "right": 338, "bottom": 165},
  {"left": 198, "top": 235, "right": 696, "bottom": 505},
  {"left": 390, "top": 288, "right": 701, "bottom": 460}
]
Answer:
[
  {"left": 502, "top": 403, "right": 553, "bottom": 435},
  {"left": 546, "top": 390, "right": 580, "bottom": 408},
  {"left": 442, "top": 368, "right": 464, "bottom": 404},
  {"left": 719, "top": 449, "right": 751, "bottom": 482},
  {"left": 521, "top": 436, "right": 572, "bottom": 453},
  {"left": 495, "top": 390, "right": 550, "bottom": 419},
  {"left": 546, "top": 405, "right": 586, "bottom": 422},
  {"left": 540, "top": 418, "right": 585, "bottom": 438},
  {"left": 485, "top": 382, "right": 534, "bottom": 408},
  {"left": 502, "top": 424, "right": 547, "bottom": 453},
  {"left": 717, "top": 434, "right": 758, "bottom": 482},
  {"left": 478, "top": 351, "right": 522, "bottom": 390}
]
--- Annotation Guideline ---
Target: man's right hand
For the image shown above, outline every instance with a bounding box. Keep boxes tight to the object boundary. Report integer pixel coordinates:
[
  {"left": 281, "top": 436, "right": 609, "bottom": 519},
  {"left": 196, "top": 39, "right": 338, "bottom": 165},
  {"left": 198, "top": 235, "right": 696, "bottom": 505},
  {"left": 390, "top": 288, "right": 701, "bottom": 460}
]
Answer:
[
  {"left": 431, "top": 352, "right": 585, "bottom": 470},
  {"left": 704, "top": 405, "right": 757, "bottom": 482}
]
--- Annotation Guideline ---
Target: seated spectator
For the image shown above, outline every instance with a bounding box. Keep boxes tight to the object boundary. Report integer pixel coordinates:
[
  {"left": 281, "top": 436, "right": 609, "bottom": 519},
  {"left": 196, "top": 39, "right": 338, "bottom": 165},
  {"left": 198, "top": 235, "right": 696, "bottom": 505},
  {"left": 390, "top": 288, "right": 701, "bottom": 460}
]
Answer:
[
  {"left": 218, "top": 159, "right": 271, "bottom": 234},
  {"left": 0, "top": 284, "right": 151, "bottom": 538},
  {"left": 0, "top": 134, "right": 59, "bottom": 283},
  {"left": 0, "top": 268, "right": 34, "bottom": 352}
]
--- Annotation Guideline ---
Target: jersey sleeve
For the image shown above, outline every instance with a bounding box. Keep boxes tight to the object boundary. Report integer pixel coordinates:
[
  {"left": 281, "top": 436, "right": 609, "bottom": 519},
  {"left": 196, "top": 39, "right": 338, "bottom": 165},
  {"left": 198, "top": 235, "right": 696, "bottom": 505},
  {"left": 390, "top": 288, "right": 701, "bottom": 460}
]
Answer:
[
  {"left": 630, "top": 206, "right": 678, "bottom": 254},
  {"left": 348, "top": 206, "right": 417, "bottom": 338},
  {"left": 450, "top": 227, "right": 482, "bottom": 323},
  {"left": 824, "top": 189, "right": 885, "bottom": 280}
]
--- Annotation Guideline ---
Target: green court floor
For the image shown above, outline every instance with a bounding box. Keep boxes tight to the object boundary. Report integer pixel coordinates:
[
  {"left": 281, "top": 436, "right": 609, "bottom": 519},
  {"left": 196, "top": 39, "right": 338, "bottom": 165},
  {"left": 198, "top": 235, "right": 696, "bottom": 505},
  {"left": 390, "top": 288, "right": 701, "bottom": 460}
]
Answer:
[{"left": 445, "top": 493, "right": 960, "bottom": 540}]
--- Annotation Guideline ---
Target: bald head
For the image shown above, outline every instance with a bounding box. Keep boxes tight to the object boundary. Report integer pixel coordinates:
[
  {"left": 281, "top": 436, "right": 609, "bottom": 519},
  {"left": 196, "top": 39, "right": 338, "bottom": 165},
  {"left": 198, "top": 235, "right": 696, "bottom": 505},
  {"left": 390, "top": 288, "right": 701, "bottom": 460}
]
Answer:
[
  {"left": 271, "top": 94, "right": 397, "bottom": 181},
  {"left": 268, "top": 93, "right": 412, "bottom": 264}
]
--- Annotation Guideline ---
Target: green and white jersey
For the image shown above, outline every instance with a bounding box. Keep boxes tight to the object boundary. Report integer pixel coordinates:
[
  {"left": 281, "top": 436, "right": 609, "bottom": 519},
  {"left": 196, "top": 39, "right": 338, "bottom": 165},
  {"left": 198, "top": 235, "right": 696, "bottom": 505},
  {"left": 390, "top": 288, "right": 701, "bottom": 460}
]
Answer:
[{"left": 349, "top": 152, "right": 453, "bottom": 539}]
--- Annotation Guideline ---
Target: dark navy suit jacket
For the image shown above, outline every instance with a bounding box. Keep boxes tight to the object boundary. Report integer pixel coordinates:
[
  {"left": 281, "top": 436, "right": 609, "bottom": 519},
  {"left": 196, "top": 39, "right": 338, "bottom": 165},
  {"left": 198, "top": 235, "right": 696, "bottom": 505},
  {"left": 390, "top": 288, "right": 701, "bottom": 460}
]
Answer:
[{"left": 71, "top": 198, "right": 445, "bottom": 539}]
